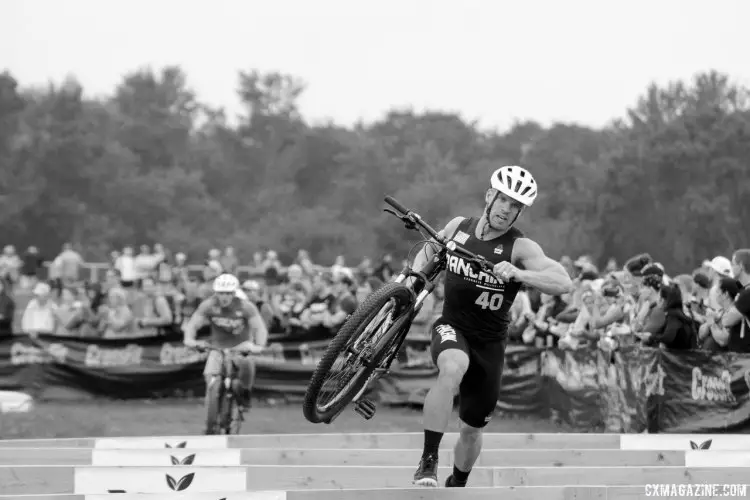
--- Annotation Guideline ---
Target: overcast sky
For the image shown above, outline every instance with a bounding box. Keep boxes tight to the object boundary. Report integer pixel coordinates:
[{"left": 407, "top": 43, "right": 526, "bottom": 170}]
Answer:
[{"left": 3, "top": 0, "right": 749, "bottom": 130}]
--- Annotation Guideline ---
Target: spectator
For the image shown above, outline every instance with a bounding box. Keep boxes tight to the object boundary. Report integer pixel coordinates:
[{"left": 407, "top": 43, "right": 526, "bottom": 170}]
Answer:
[
  {"left": 295, "top": 249, "right": 315, "bottom": 277},
  {"left": 641, "top": 283, "right": 696, "bottom": 350},
  {"left": 0, "top": 245, "right": 21, "bottom": 288},
  {"left": 54, "top": 287, "right": 81, "bottom": 336},
  {"left": 373, "top": 254, "right": 394, "bottom": 282},
  {"left": 278, "top": 281, "right": 310, "bottom": 334},
  {"left": 632, "top": 273, "right": 666, "bottom": 335},
  {"left": 221, "top": 246, "right": 238, "bottom": 275},
  {"left": 21, "top": 282, "right": 57, "bottom": 337},
  {"left": 262, "top": 250, "right": 283, "bottom": 288},
  {"left": 242, "top": 280, "right": 277, "bottom": 328},
  {"left": 115, "top": 246, "right": 137, "bottom": 287},
  {"left": 53, "top": 243, "right": 84, "bottom": 286},
  {"left": 172, "top": 252, "right": 189, "bottom": 287},
  {"left": 20, "top": 246, "right": 44, "bottom": 291},
  {"left": 0, "top": 278, "right": 15, "bottom": 337},
  {"left": 103, "top": 287, "right": 136, "bottom": 338},
  {"left": 134, "top": 244, "right": 163, "bottom": 285},
  {"left": 131, "top": 277, "right": 173, "bottom": 335},
  {"left": 706, "top": 256, "right": 733, "bottom": 310},
  {"left": 699, "top": 277, "right": 745, "bottom": 352},
  {"left": 721, "top": 249, "right": 750, "bottom": 350}
]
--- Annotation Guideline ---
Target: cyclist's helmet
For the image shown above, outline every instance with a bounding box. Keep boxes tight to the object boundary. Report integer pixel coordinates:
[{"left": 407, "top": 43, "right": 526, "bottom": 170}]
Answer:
[
  {"left": 490, "top": 166, "right": 538, "bottom": 207},
  {"left": 213, "top": 273, "right": 239, "bottom": 293}
]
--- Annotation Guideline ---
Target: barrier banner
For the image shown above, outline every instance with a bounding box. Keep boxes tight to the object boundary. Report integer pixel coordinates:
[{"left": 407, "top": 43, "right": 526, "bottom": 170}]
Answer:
[
  {"left": 2, "top": 333, "right": 750, "bottom": 432},
  {"left": 654, "top": 349, "right": 750, "bottom": 433}
]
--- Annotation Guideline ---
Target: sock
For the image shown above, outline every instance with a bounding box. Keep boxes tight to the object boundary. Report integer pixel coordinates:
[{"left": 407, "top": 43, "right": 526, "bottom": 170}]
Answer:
[
  {"left": 422, "top": 430, "right": 444, "bottom": 458},
  {"left": 452, "top": 465, "right": 470, "bottom": 483}
]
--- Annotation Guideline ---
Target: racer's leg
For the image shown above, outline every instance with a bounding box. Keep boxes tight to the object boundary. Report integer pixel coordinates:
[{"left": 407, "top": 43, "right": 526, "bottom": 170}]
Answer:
[
  {"left": 446, "top": 339, "right": 506, "bottom": 487},
  {"left": 235, "top": 356, "right": 256, "bottom": 407},
  {"left": 413, "top": 320, "right": 470, "bottom": 487}
]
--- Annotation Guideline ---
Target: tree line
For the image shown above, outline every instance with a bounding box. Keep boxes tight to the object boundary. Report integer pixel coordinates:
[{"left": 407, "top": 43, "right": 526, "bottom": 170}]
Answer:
[{"left": 0, "top": 67, "right": 748, "bottom": 272}]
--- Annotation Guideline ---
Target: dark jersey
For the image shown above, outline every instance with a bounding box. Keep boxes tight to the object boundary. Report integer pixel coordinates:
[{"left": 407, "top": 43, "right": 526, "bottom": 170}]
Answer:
[
  {"left": 441, "top": 217, "right": 524, "bottom": 342},
  {"left": 195, "top": 296, "right": 257, "bottom": 348}
]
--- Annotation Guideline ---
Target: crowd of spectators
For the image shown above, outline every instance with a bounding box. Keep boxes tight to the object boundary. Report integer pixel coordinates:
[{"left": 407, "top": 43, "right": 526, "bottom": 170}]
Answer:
[
  {"left": 2, "top": 241, "right": 750, "bottom": 356},
  {"left": 0, "top": 243, "right": 400, "bottom": 341},
  {"left": 507, "top": 252, "right": 750, "bottom": 354}
]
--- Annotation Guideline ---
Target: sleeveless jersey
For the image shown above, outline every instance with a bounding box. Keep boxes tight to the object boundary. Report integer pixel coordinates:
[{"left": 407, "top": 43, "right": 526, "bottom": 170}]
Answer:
[
  {"left": 441, "top": 217, "right": 524, "bottom": 342},
  {"left": 196, "top": 295, "right": 255, "bottom": 348}
]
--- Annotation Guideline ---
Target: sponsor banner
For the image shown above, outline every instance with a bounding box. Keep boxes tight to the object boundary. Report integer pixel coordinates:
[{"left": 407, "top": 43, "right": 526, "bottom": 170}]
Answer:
[
  {"left": 94, "top": 436, "right": 228, "bottom": 450},
  {"left": 4, "top": 334, "right": 750, "bottom": 432},
  {"left": 73, "top": 466, "right": 246, "bottom": 494},
  {"left": 91, "top": 448, "right": 241, "bottom": 466}
]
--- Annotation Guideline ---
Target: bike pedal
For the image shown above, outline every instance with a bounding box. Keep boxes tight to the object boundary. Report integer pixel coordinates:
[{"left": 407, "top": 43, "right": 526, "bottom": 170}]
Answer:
[{"left": 354, "top": 398, "right": 377, "bottom": 420}]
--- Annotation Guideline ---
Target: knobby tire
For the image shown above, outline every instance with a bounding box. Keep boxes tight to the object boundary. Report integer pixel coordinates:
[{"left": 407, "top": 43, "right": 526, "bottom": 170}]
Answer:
[{"left": 302, "top": 282, "right": 414, "bottom": 423}]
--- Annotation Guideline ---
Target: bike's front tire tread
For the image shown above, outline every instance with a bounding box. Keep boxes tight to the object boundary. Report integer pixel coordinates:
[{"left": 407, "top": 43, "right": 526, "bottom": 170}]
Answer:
[{"left": 302, "top": 281, "right": 414, "bottom": 423}]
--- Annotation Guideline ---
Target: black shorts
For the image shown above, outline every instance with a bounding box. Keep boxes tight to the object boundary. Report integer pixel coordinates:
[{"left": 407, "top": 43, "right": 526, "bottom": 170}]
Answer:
[{"left": 430, "top": 317, "right": 506, "bottom": 428}]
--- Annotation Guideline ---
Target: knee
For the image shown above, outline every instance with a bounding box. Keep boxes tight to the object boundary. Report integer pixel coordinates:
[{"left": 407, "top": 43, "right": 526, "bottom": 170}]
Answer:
[
  {"left": 459, "top": 422, "right": 483, "bottom": 443},
  {"left": 436, "top": 352, "right": 468, "bottom": 391}
]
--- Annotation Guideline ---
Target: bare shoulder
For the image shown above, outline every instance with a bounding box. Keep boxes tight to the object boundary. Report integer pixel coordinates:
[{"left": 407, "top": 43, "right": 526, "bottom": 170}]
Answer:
[{"left": 441, "top": 216, "right": 465, "bottom": 239}]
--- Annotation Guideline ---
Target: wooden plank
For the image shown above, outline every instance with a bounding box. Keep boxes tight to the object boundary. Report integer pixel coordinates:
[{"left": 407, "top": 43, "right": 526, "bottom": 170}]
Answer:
[
  {"left": 491, "top": 466, "right": 749, "bottom": 486},
  {"left": 239, "top": 448, "right": 683, "bottom": 467},
  {"left": 0, "top": 438, "right": 94, "bottom": 449},
  {"left": 0, "top": 466, "right": 75, "bottom": 495},
  {"left": 684, "top": 450, "right": 750, "bottom": 467},
  {"left": 0, "top": 448, "right": 91, "bottom": 465},
  {"left": 229, "top": 433, "right": 620, "bottom": 450}
]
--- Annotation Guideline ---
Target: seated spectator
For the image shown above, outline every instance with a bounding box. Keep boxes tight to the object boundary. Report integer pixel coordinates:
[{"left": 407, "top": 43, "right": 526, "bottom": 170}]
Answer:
[
  {"left": 0, "top": 278, "right": 15, "bottom": 337},
  {"left": 21, "top": 282, "right": 57, "bottom": 337},
  {"left": 65, "top": 283, "right": 107, "bottom": 338},
  {"left": 103, "top": 287, "right": 136, "bottom": 338},
  {"left": 54, "top": 287, "right": 81, "bottom": 336},
  {"left": 640, "top": 283, "right": 696, "bottom": 350},
  {"left": 130, "top": 277, "right": 173, "bottom": 335}
]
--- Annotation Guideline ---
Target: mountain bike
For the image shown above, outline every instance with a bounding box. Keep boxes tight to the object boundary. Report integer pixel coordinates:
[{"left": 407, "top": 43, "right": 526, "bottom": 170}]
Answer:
[
  {"left": 302, "top": 196, "right": 497, "bottom": 424},
  {"left": 192, "top": 344, "right": 259, "bottom": 435}
]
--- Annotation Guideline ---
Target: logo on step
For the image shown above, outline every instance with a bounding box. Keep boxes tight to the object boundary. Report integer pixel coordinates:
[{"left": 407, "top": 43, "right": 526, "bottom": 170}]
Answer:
[
  {"left": 689, "top": 439, "right": 712, "bottom": 450},
  {"left": 107, "top": 471, "right": 197, "bottom": 493},
  {"left": 170, "top": 453, "right": 196, "bottom": 465},
  {"left": 165, "top": 441, "right": 188, "bottom": 449}
]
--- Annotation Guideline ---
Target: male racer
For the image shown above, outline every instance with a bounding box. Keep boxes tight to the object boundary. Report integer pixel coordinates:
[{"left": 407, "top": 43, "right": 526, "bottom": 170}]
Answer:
[
  {"left": 410, "top": 166, "right": 573, "bottom": 487},
  {"left": 183, "top": 273, "right": 268, "bottom": 420}
]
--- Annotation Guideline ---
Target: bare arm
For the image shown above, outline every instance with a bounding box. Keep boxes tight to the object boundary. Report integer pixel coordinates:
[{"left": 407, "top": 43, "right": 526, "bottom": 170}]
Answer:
[
  {"left": 513, "top": 238, "right": 574, "bottom": 296},
  {"left": 183, "top": 300, "right": 210, "bottom": 344}
]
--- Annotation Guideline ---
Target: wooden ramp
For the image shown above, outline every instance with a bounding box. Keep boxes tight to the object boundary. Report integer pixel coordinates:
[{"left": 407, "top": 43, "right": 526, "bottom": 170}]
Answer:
[{"left": 0, "top": 432, "right": 748, "bottom": 499}]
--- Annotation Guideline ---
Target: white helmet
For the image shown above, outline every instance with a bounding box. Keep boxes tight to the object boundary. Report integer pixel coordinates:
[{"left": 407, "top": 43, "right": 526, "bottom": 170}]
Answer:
[
  {"left": 213, "top": 273, "right": 239, "bottom": 293},
  {"left": 490, "top": 166, "right": 538, "bottom": 207}
]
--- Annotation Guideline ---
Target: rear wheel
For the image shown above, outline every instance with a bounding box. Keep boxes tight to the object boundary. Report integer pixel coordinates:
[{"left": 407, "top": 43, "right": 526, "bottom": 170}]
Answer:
[{"left": 302, "top": 282, "right": 415, "bottom": 423}]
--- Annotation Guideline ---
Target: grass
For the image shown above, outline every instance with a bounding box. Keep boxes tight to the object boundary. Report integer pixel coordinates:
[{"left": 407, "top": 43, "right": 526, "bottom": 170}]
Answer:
[{"left": 0, "top": 399, "right": 570, "bottom": 439}]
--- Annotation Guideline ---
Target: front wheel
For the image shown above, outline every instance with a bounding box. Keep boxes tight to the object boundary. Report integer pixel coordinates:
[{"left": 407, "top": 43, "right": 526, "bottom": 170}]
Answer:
[
  {"left": 204, "top": 377, "right": 223, "bottom": 435},
  {"left": 302, "top": 282, "right": 415, "bottom": 423}
]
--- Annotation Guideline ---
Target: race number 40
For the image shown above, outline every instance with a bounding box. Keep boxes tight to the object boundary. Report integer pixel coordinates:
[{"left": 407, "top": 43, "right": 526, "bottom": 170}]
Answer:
[{"left": 475, "top": 291, "right": 504, "bottom": 311}]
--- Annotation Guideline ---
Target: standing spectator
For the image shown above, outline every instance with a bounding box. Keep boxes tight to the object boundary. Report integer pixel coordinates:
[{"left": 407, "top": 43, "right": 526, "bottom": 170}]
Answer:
[
  {"left": 53, "top": 243, "right": 84, "bottom": 287},
  {"left": 706, "top": 256, "right": 733, "bottom": 310},
  {"left": 0, "top": 278, "right": 15, "bottom": 337},
  {"left": 54, "top": 288, "right": 81, "bottom": 336},
  {"left": 641, "top": 283, "right": 696, "bottom": 350},
  {"left": 21, "top": 282, "right": 57, "bottom": 337},
  {"left": 115, "top": 246, "right": 137, "bottom": 287},
  {"left": 722, "top": 249, "right": 750, "bottom": 346},
  {"left": 134, "top": 244, "right": 163, "bottom": 285},
  {"left": 0, "top": 245, "right": 21, "bottom": 288},
  {"left": 171, "top": 252, "right": 190, "bottom": 287},
  {"left": 373, "top": 254, "right": 394, "bottom": 283},
  {"left": 699, "top": 277, "right": 746, "bottom": 352},
  {"left": 295, "top": 249, "right": 315, "bottom": 276},
  {"left": 20, "top": 246, "right": 44, "bottom": 291},
  {"left": 262, "top": 250, "right": 283, "bottom": 288},
  {"left": 221, "top": 246, "right": 239, "bottom": 275}
]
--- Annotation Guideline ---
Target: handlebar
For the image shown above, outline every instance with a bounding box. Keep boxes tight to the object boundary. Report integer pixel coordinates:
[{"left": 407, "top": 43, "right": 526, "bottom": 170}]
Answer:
[{"left": 383, "top": 196, "right": 497, "bottom": 276}]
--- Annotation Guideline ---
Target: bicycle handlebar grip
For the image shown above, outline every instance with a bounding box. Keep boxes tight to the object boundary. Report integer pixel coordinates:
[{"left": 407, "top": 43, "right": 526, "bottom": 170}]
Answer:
[{"left": 384, "top": 195, "right": 409, "bottom": 214}]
